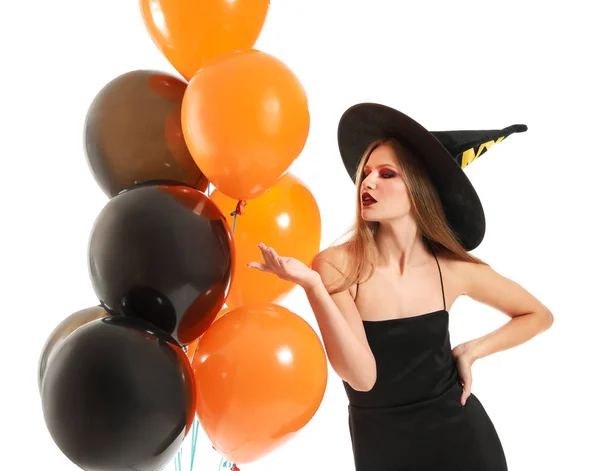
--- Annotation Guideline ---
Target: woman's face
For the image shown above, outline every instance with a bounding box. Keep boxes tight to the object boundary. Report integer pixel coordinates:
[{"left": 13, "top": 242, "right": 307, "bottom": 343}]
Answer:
[{"left": 360, "top": 143, "right": 412, "bottom": 222}]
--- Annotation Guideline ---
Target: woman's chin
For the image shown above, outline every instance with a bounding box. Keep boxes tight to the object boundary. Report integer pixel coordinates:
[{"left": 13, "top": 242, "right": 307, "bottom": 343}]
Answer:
[{"left": 361, "top": 207, "right": 378, "bottom": 220}]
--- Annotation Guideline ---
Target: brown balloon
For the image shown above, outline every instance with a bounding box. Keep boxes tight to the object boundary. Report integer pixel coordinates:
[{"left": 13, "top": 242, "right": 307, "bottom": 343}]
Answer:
[
  {"left": 38, "top": 306, "right": 108, "bottom": 393},
  {"left": 84, "top": 70, "right": 208, "bottom": 197}
]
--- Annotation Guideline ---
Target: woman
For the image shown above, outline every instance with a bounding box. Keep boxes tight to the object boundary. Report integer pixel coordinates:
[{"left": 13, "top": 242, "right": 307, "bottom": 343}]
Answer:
[{"left": 248, "top": 103, "right": 554, "bottom": 470}]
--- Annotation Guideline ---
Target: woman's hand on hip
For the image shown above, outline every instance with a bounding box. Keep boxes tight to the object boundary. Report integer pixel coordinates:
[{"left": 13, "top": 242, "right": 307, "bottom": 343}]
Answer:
[{"left": 452, "top": 342, "right": 475, "bottom": 406}]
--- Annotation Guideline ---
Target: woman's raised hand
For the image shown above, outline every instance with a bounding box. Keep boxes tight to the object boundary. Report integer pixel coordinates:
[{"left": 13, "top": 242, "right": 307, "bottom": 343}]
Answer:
[{"left": 247, "top": 243, "right": 322, "bottom": 291}]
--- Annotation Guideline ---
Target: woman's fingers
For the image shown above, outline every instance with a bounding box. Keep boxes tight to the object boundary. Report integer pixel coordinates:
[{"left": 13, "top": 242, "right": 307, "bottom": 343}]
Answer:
[
  {"left": 247, "top": 243, "right": 273, "bottom": 272},
  {"left": 461, "top": 375, "right": 472, "bottom": 406},
  {"left": 249, "top": 243, "right": 295, "bottom": 280},
  {"left": 259, "top": 243, "right": 279, "bottom": 269},
  {"left": 247, "top": 261, "right": 269, "bottom": 272}
]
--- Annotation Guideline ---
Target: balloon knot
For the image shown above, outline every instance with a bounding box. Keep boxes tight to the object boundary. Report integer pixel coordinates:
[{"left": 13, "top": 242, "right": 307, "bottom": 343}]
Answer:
[
  {"left": 230, "top": 200, "right": 247, "bottom": 217},
  {"left": 233, "top": 465, "right": 240, "bottom": 471}
]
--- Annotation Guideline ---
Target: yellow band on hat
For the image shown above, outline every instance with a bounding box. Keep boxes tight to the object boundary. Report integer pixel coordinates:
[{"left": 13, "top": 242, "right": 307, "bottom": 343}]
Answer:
[{"left": 460, "top": 136, "right": 506, "bottom": 169}]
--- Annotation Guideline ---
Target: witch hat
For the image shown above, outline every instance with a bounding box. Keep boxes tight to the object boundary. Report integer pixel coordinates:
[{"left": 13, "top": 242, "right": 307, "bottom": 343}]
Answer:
[{"left": 338, "top": 102, "right": 527, "bottom": 251}]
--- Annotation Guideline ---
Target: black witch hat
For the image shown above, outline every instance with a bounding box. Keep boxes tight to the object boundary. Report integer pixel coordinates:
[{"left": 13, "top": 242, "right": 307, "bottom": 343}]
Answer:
[{"left": 338, "top": 102, "right": 527, "bottom": 251}]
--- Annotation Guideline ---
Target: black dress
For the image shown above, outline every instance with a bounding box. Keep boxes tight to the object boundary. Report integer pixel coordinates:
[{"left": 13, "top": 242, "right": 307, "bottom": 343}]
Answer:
[{"left": 344, "top": 251, "right": 508, "bottom": 470}]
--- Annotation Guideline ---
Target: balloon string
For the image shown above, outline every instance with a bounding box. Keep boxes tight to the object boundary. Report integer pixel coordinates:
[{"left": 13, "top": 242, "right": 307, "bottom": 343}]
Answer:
[
  {"left": 174, "top": 448, "right": 181, "bottom": 471},
  {"left": 189, "top": 416, "right": 199, "bottom": 471},
  {"left": 202, "top": 183, "right": 241, "bottom": 471},
  {"left": 217, "top": 457, "right": 238, "bottom": 470},
  {"left": 206, "top": 181, "right": 245, "bottom": 234},
  {"left": 230, "top": 200, "right": 246, "bottom": 234}
]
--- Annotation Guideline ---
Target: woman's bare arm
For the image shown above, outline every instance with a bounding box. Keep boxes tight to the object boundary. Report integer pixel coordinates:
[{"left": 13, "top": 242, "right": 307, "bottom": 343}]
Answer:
[
  {"left": 306, "top": 247, "right": 377, "bottom": 392},
  {"left": 455, "top": 261, "right": 554, "bottom": 362}
]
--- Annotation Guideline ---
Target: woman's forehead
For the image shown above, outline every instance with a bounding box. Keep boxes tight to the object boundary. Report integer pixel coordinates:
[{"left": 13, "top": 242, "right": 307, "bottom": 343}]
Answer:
[{"left": 365, "top": 145, "right": 401, "bottom": 169}]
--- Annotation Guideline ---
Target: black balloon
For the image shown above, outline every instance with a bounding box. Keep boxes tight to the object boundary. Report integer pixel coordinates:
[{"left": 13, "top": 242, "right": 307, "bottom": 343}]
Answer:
[
  {"left": 38, "top": 305, "right": 108, "bottom": 393},
  {"left": 84, "top": 70, "right": 208, "bottom": 198},
  {"left": 41, "top": 316, "right": 196, "bottom": 471},
  {"left": 88, "top": 181, "right": 234, "bottom": 344}
]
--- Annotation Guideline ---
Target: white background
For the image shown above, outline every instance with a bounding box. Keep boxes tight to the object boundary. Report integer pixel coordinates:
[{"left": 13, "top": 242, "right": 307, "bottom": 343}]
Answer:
[{"left": 2, "top": 0, "right": 598, "bottom": 470}]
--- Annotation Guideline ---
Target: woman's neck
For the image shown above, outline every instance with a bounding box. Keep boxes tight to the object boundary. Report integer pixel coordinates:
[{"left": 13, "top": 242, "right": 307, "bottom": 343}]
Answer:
[{"left": 375, "top": 217, "right": 430, "bottom": 275}]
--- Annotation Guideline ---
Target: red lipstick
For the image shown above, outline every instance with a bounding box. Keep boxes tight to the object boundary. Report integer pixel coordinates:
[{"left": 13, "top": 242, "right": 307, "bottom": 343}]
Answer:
[{"left": 362, "top": 191, "right": 377, "bottom": 207}]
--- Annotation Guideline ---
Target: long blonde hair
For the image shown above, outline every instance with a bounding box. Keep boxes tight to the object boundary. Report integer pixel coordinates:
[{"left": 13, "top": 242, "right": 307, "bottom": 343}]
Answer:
[{"left": 328, "top": 137, "right": 488, "bottom": 295}]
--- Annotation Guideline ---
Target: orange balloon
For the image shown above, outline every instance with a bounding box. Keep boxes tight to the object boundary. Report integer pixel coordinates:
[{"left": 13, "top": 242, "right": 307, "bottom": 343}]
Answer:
[
  {"left": 192, "top": 304, "right": 327, "bottom": 464},
  {"left": 182, "top": 50, "right": 310, "bottom": 201},
  {"left": 210, "top": 173, "right": 321, "bottom": 308},
  {"left": 139, "top": 0, "right": 270, "bottom": 81},
  {"left": 185, "top": 307, "right": 230, "bottom": 362}
]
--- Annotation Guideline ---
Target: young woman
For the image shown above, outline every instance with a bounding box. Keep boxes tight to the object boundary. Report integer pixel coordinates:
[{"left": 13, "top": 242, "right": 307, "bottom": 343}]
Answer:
[{"left": 248, "top": 103, "right": 553, "bottom": 470}]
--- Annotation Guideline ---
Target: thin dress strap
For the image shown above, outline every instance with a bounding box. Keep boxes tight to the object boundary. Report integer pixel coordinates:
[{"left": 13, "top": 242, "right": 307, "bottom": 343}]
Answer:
[
  {"left": 356, "top": 241, "right": 446, "bottom": 310},
  {"left": 430, "top": 247, "right": 447, "bottom": 311}
]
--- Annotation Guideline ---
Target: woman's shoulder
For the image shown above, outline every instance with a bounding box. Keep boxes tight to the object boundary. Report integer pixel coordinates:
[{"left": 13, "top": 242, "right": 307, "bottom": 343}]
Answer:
[
  {"left": 311, "top": 244, "right": 351, "bottom": 274},
  {"left": 311, "top": 244, "right": 355, "bottom": 290},
  {"left": 437, "top": 253, "right": 492, "bottom": 295}
]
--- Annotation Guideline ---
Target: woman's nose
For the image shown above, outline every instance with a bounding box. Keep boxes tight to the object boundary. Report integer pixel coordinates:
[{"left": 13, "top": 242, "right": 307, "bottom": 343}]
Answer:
[{"left": 363, "top": 175, "right": 376, "bottom": 189}]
